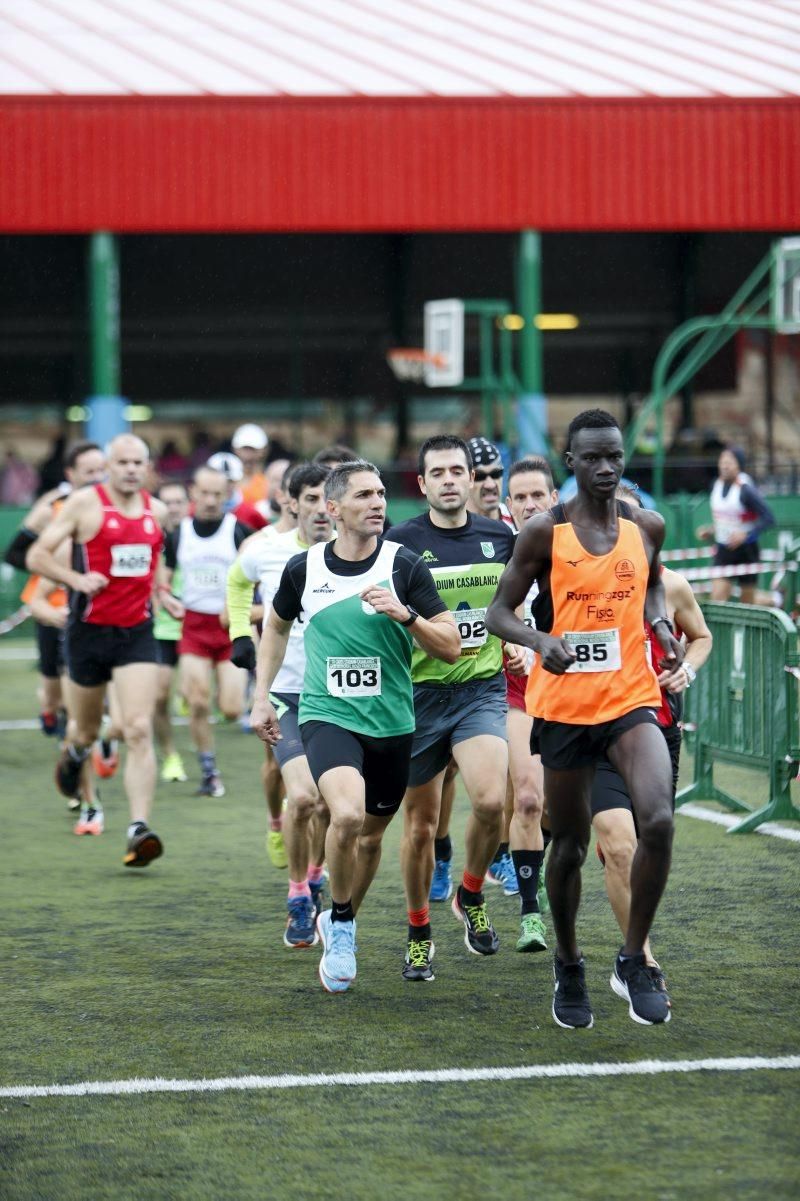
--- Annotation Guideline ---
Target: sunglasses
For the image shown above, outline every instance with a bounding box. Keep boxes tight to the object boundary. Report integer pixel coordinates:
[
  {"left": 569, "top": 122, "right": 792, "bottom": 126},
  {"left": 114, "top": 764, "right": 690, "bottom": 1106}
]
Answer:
[{"left": 474, "top": 468, "right": 503, "bottom": 481}]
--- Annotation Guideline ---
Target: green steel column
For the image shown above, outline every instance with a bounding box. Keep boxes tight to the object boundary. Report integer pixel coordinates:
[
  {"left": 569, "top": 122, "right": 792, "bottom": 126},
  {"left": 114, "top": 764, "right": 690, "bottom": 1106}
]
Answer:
[
  {"left": 516, "top": 230, "right": 547, "bottom": 457},
  {"left": 87, "top": 231, "right": 126, "bottom": 444},
  {"left": 517, "top": 229, "right": 543, "bottom": 394}
]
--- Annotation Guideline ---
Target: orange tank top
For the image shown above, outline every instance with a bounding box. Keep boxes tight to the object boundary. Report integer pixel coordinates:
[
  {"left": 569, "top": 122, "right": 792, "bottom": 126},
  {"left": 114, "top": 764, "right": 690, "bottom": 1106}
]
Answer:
[
  {"left": 20, "top": 495, "right": 67, "bottom": 609},
  {"left": 525, "top": 508, "right": 660, "bottom": 724}
]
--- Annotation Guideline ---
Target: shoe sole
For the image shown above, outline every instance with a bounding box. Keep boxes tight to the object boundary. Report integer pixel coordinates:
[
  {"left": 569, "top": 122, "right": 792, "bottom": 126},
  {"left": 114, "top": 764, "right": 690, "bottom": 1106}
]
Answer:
[
  {"left": 429, "top": 884, "right": 453, "bottom": 902},
  {"left": 450, "top": 896, "right": 499, "bottom": 956},
  {"left": 124, "top": 833, "right": 163, "bottom": 868},
  {"left": 552, "top": 1000, "right": 594, "bottom": 1030},
  {"left": 610, "top": 971, "right": 671, "bottom": 1025},
  {"left": 516, "top": 937, "right": 547, "bottom": 953},
  {"left": 74, "top": 823, "right": 104, "bottom": 836},
  {"left": 283, "top": 928, "right": 320, "bottom": 949}
]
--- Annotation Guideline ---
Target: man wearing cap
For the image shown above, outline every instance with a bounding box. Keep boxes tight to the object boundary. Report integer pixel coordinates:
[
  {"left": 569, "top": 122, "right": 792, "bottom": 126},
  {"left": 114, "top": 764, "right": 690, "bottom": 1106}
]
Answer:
[
  {"left": 232, "top": 424, "right": 270, "bottom": 511},
  {"left": 466, "top": 436, "right": 515, "bottom": 528},
  {"left": 207, "top": 451, "right": 268, "bottom": 531},
  {"left": 697, "top": 446, "right": 775, "bottom": 604}
]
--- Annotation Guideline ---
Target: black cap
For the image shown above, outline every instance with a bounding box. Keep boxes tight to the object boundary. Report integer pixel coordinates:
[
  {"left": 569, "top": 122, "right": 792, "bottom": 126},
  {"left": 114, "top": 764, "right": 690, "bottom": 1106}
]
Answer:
[{"left": 466, "top": 436, "right": 501, "bottom": 469}]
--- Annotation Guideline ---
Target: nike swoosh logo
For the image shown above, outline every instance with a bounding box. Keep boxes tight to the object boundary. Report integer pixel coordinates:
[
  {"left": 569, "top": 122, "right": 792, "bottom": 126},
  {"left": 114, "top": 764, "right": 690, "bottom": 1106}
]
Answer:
[{"left": 376, "top": 802, "right": 396, "bottom": 811}]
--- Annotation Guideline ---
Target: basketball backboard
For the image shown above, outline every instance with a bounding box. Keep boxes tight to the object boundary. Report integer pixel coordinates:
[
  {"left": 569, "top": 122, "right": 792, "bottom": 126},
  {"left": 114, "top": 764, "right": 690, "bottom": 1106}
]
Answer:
[
  {"left": 423, "top": 299, "right": 464, "bottom": 387},
  {"left": 773, "top": 237, "right": 800, "bottom": 334}
]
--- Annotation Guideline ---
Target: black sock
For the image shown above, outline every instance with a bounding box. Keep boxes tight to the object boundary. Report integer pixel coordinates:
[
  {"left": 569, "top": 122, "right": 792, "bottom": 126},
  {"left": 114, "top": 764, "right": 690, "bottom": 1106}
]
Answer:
[
  {"left": 459, "top": 884, "right": 483, "bottom": 907},
  {"left": 408, "top": 923, "right": 432, "bottom": 943},
  {"left": 512, "top": 849, "right": 545, "bottom": 916},
  {"left": 331, "top": 899, "right": 355, "bottom": 923},
  {"left": 434, "top": 835, "right": 452, "bottom": 862}
]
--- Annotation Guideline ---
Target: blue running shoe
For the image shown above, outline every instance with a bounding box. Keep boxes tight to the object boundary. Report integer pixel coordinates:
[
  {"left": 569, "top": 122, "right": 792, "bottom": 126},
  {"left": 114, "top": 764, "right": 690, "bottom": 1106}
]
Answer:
[
  {"left": 284, "top": 896, "right": 319, "bottom": 949},
  {"left": 316, "top": 910, "right": 357, "bottom": 993},
  {"left": 309, "top": 878, "right": 326, "bottom": 918},
  {"left": 429, "top": 858, "right": 453, "bottom": 902},
  {"left": 501, "top": 852, "right": 519, "bottom": 897}
]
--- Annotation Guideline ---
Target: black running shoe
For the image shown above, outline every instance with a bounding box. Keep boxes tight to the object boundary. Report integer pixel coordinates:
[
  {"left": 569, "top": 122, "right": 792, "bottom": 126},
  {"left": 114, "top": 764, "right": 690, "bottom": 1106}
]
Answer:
[
  {"left": 55, "top": 746, "right": 85, "bottom": 798},
  {"left": 611, "top": 951, "right": 671, "bottom": 1025},
  {"left": 451, "top": 888, "right": 499, "bottom": 955},
  {"left": 402, "top": 938, "right": 435, "bottom": 982},
  {"left": 123, "top": 824, "right": 163, "bottom": 868},
  {"left": 552, "top": 955, "right": 594, "bottom": 1029}
]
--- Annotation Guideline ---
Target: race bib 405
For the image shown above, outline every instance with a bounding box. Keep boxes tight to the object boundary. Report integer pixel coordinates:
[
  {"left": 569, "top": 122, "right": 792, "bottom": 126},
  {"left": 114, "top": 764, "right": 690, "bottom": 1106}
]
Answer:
[{"left": 110, "top": 543, "right": 152, "bottom": 577}]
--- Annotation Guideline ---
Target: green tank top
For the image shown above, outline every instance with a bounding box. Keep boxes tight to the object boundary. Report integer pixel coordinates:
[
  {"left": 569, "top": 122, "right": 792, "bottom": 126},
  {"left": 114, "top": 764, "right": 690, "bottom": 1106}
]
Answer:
[
  {"left": 299, "top": 541, "right": 415, "bottom": 738},
  {"left": 153, "top": 566, "right": 182, "bottom": 641}
]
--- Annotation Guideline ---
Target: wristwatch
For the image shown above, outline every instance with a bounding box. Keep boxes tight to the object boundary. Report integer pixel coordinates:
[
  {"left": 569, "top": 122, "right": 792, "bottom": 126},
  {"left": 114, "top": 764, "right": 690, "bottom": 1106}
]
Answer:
[
  {"left": 651, "top": 616, "right": 674, "bottom": 634},
  {"left": 683, "top": 662, "right": 697, "bottom": 685},
  {"left": 401, "top": 606, "right": 419, "bottom": 627}
]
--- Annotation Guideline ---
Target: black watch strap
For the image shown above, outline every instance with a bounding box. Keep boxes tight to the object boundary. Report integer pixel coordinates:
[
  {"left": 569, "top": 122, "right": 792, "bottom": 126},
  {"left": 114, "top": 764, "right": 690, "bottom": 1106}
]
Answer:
[{"left": 401, "top": 606, "right": 419, "bottom": 627}]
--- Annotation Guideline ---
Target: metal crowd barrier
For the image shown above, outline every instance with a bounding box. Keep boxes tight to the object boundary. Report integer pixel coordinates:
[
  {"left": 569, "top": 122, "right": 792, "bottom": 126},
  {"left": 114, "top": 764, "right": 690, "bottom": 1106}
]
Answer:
[{"left": 677, "top": 602, "right": 800, "bottom": 832}]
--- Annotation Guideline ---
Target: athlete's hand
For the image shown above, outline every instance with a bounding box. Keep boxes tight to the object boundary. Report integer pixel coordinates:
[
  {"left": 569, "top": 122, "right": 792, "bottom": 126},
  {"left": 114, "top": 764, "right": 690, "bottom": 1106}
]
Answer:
[
  {"left": 538, "top": 634, "right": 578, "bottom": 675},
  {"left": 71, "top": 571, "right": 108, "bottom": 596},
  {"left": 250, "top": 696, "right": 281, "bottom": 745},
  {"left": 726, "top": 530, "right": 747, "bottom": 549},
  {"left": 360, "top": 585, "right": 408, "bottom": 622},
  {"left": 231, "top": 635, "right": 256, "bottom": 671},
  {"left": 658, "top": 662, "right": 691, "bottom": 693},
  {"left": 43, "top": 606, "right": 69, "bottom": 630},
  {"left": 653, "top": 625, "right": 684, "bottom": 672},
  {"left": 696, "top": 524, "right": 714, "bottom": 543},
  {"left": 161, "top": 593, "right": 185, "bottom": 621},
  {"left": 503, "top": 643, "right": 528, "bottom": 676}
]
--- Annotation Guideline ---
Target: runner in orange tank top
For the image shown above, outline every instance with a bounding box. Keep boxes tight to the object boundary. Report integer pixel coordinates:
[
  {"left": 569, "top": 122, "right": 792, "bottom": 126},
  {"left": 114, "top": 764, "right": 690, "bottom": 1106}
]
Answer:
[{"left": 487, "top": 409, "right": 684, "bottom": 1030}]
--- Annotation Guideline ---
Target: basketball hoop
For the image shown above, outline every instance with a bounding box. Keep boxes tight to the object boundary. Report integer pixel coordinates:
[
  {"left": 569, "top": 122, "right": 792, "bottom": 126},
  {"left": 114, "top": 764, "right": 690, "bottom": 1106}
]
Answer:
[{"left": 386, "top": 348, "right": 446, "bottom": 384}]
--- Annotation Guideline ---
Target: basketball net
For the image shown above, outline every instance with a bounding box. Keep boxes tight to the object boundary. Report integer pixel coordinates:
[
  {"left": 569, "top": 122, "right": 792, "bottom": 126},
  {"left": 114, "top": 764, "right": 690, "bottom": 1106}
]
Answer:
[{"left": 386, "top": 348, "right": 445, "bottom": 383}]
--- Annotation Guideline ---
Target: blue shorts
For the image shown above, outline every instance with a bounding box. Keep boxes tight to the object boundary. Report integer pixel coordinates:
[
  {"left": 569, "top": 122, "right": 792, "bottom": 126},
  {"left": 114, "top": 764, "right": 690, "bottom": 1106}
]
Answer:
[
  {"left": 408, "top": 675, "right": 507, "bottom": 787},
  {"left": 269, "top": 692, "right": 305, "bottom": 769}
]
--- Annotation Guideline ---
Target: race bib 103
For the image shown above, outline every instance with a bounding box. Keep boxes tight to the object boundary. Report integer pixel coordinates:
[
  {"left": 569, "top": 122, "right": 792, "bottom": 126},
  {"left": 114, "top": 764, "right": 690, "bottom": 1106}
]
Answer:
[{"left": 326, "top": 657, "right": 382, "bottom": 698}]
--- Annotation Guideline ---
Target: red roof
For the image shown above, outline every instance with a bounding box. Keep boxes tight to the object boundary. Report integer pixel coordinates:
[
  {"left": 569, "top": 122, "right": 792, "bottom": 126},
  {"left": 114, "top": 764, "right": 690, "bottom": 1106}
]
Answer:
[{"left": 1, "top": 0, "right": 797, "bottom": 231}]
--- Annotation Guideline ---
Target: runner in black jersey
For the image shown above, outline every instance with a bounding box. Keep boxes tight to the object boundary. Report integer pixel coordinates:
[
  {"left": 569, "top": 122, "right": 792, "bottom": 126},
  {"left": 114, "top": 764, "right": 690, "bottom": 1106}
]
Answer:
[{"left": 390, "top": 435, "right": 525, "bottom": 980}]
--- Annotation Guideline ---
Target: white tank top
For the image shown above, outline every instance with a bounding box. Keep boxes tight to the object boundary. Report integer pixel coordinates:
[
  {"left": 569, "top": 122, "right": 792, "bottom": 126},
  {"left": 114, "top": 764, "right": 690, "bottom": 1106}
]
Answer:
[
  {"left": 710, "top": 476, "right": 756, "bottom": 545},
  {"left": 178, "top": 513, "right": 238, "bottom": 614}
]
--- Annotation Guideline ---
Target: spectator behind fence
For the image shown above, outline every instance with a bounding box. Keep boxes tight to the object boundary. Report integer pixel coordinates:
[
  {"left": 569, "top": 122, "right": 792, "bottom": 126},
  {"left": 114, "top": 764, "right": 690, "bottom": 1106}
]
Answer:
[{"left": 697, "top": 447, "right": 775, "bottom": 605}]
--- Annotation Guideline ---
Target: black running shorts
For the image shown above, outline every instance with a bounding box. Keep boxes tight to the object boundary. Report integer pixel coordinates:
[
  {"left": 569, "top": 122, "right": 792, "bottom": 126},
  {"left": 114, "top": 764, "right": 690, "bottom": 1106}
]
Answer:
[
  {"left": 66, "top": 618, "right": 159, "bottom": 688},
  {"left": 300, "top": 720, "right": 413, "bottom": 818},
  {"left": 269, "top": 692, "right": 305, "bottom": 769},
  {"left": 155, "top": 637, "right": 179, "bottom": 669},
  {"left": 533, "top": 706, "right": 659, "bottom": 771},
  {"left": 713, "top": 541, "right": 760, "bottom": 586},
  {"left": 590, "top": 720, "right": 683, "bottom": 817},
  {"left": 36, "top": 621, "right": 64, "bottom": 680}
]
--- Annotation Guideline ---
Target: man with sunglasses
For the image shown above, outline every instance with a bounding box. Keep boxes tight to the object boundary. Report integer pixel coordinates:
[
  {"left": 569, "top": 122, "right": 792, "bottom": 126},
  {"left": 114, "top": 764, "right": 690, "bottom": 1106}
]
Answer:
[{"left": 466, "top": 436, "right": 515, "bottom": 528}]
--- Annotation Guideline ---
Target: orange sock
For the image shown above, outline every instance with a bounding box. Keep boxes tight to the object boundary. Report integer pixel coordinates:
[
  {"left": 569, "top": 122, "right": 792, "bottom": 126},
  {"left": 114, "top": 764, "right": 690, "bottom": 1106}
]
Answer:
[
  {"left": 408, "top": 905, "right": 430, "bottom": 927},
  {"left": 462, "top": 870, "right": 483, "bottom": 895}
]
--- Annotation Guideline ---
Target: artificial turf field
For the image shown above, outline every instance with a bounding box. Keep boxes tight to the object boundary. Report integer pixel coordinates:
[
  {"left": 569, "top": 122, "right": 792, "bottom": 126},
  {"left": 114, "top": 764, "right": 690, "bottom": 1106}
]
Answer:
[{"left": 1, "top": 646, "right": 798, "bottom": 1200}]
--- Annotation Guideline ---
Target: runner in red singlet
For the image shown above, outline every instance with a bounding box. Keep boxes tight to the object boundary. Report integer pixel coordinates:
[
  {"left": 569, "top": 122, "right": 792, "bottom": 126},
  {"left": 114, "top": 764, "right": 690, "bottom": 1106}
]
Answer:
[{"left": 28, "top": 434, "right": 182, "bottom": 867}]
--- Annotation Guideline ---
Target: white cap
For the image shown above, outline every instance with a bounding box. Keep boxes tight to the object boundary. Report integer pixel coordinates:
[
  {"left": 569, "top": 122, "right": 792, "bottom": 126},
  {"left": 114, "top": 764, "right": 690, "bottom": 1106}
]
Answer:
[
  {"left": 232, "top": 423, "right": 268, "bottom": 451},
  {"left": 207, "top": 452, "right": 244, "bottom": 482}
]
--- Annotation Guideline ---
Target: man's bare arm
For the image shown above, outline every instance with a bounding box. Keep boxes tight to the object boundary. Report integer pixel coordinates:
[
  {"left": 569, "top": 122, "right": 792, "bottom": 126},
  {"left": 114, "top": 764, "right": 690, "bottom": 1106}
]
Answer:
[
  {"left": 26, "top": 491, "right": 108, "bottom": 595},
  {"left": 637, "top": 509, "right": 683, "bottom": 669},
  {"left": 659, "top": 570, "right": 712, "bottom": 692},
  {"left": 249, "top": 607, "right": 293, "bottom": 745}
]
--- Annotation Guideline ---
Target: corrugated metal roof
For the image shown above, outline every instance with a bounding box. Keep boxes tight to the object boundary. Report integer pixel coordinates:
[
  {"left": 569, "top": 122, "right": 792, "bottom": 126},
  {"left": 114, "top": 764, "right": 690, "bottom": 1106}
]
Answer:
[{"left": 1, "top": 0, "right": 798, "bottom": 99}]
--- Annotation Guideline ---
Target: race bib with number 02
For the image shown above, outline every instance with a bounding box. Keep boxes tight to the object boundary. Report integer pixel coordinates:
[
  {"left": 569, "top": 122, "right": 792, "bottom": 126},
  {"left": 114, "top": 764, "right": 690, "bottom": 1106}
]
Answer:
[
  {"left": 109, "top": 543, "right": 152, "bottom": 577},
  {"left": 562, "top": 628, "right": 622, "bottom": 673},
  {"left": 326, "top": 657, "right": 382, "bottom": 697},
  {"left": 455, "top": 607, "right": 488, "bottom": 648}
]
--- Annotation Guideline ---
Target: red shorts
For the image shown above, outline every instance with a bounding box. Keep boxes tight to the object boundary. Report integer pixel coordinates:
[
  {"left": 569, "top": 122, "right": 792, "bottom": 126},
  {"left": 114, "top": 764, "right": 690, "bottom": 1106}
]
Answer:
[
  {"left": 178, "top": 609, "right": 232, "bottom": 663},
  {"left": 505, "top": 668, "right": 528, "bottom": 713}
]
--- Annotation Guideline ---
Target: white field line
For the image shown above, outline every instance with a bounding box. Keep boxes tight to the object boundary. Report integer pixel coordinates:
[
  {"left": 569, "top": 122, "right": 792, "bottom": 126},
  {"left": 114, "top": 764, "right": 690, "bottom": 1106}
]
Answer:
[
  {"left": 2, "top": 1056, "right": 799, "bottom": 1101},
  {"left": 0, "top": 645, "right": 37, "bottom": 660},
  {"left": 678, "top": 802, "right": 800, "bottom": 844}
]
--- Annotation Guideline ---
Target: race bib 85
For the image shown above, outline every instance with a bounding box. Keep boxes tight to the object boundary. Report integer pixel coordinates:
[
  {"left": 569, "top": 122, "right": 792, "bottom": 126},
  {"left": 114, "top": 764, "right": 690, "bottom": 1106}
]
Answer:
[{"left": 562, "top": 629, "right": 622, "bottom": 673}]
